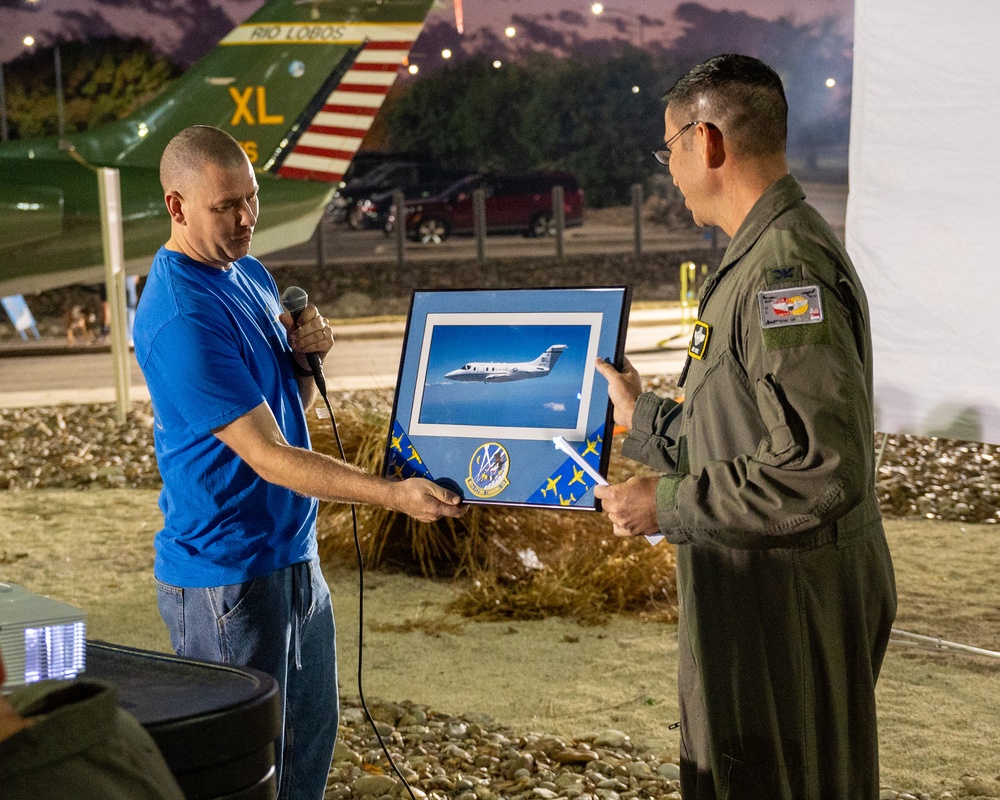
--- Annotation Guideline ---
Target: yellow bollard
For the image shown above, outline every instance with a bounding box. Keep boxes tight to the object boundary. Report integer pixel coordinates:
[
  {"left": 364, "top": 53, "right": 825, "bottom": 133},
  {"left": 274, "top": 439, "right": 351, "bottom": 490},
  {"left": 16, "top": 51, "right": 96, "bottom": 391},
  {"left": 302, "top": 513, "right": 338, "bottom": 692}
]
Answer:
[
  {"left": 680, "top": 260, "right": 697, "bottom": 333},
  {"left": 659, "top": 261, "right": 699, "bottom": 347}
]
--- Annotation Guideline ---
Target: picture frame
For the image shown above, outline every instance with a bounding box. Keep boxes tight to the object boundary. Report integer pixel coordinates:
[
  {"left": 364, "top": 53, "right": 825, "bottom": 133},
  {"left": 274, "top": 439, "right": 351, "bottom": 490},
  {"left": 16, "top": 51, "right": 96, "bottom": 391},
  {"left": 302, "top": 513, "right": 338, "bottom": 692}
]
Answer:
[{"left": 383, "top": 287, "right": 632, "bottom": 510}]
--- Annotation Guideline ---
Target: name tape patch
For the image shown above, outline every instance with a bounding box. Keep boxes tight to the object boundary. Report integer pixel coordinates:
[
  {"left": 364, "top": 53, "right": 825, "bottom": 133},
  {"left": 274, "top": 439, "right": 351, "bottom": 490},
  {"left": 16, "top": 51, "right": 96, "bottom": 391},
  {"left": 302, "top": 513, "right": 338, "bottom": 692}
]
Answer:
[{"left": 758, "top": 285, "right": 823, "bottom": 328}]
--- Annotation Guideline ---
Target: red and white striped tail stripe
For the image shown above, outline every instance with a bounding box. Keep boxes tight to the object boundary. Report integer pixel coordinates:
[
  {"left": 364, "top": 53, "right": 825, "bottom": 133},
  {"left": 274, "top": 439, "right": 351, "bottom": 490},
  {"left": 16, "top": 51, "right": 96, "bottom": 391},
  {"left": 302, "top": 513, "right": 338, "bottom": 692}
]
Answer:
[{"left": 277, "top": 42, "right": 415, "bottom": 182}]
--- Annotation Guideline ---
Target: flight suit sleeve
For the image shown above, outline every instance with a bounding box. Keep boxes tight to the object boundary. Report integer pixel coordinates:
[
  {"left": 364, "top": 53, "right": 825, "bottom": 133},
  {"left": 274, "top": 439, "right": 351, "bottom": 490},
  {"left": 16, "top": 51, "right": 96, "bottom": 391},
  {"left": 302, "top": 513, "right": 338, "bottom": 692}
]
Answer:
[
  {"left": 620, "top": 391, "right": 685, "bottom": 473},
  {"left": 655, "top": 257, "right": 876, "bottom": 549}
]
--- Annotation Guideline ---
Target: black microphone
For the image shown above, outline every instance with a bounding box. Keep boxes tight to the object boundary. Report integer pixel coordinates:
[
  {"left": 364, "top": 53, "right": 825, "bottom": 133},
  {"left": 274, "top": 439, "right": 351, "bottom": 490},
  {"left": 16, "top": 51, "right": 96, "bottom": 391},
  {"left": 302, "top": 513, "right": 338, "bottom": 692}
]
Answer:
[{"left": 280, "top": 285, "right": 327, "bottom": 397}]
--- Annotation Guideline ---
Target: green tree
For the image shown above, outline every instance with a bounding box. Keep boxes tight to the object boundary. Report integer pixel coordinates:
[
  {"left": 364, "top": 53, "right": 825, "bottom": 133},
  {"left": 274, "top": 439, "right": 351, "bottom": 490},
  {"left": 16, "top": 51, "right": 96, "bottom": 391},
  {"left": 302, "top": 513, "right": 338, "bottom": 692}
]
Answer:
[
  {"left": 384, "top": 51, "right": 675, "bottom": 207},
  {"left": 3, "top": 38, "right": 179, "bottom": 140}
]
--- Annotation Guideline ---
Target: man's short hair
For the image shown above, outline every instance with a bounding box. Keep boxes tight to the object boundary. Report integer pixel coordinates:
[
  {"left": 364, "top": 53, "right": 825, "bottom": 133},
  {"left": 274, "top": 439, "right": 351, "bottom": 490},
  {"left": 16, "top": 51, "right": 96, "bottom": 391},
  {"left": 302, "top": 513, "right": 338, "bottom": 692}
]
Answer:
[
  {"left": 664, "top": 54, "right": 787, "bottom": 158},
  {"left": 160, "top": 125, "right": 250, "bottom": 194}
]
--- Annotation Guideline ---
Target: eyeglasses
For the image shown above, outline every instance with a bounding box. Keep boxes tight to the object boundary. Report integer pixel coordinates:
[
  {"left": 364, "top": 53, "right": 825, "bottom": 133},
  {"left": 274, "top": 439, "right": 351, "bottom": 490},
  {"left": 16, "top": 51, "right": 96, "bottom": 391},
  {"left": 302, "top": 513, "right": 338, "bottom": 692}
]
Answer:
[{"left": 652, "top": 121, "right": 701, "bottom": 166}]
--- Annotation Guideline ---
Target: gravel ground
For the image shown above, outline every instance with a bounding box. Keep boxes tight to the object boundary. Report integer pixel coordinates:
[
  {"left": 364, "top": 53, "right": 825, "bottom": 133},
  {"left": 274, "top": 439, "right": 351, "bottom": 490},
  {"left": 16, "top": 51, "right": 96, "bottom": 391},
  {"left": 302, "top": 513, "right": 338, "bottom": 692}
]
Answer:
[
  {"left": 331, "top": 698, "right": 997, "bottom": 800},
  {"left": 331, "top": 697, "right": 685, "bottom": 800},
  {"left": 2, "top": 399, "right": 998, "bottom": 799},
  {"left": 2, "top": 396, "right": 999, "bottom": 526}
]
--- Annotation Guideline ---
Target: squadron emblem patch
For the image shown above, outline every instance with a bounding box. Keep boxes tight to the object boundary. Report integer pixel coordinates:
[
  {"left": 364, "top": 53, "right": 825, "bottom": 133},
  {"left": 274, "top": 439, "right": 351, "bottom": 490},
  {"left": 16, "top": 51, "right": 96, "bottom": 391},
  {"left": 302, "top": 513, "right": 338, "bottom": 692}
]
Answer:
[
  {"left": 687, "top": 320, "right": 712, "bottom": 360},
  {"left": 758, "top": 285, "right": 823, "bottom": 328},
  {"left": 466, "top": 442, "right": 511, "bottom": 498}
]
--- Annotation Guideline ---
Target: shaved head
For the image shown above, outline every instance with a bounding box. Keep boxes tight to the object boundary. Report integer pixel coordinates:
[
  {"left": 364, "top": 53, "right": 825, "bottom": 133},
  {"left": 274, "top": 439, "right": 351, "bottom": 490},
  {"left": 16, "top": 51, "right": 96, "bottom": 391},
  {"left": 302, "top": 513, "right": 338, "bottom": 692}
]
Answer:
[
  {"left": 160, "top": 125, "right": 259, "bottom": 269},
  {"left": 160, "top": 125, "right": 251, "bottom": 196}
]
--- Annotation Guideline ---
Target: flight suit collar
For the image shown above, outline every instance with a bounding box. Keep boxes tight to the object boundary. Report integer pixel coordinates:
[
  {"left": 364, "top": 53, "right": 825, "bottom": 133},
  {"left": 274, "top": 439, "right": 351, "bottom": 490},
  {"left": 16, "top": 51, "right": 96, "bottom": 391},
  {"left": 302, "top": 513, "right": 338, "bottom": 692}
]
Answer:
[
  {"left": 680, "top": 174, "right": 805, "bottom": 388},
  {"left": 721, "top": 173, "right": 805, "bottom": 272},
  {"left": 696, "top": 174, "right": 805, "bottom": 308}
]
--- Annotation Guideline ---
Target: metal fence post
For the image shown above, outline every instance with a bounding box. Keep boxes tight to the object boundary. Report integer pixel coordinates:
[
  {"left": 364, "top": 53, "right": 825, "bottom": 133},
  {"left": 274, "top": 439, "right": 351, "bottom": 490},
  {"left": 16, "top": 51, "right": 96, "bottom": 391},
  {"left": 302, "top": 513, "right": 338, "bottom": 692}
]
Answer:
[
  {"left": 552, "top": 185, "right": 565, "bottom": 261},
  {"left": 97, "top": 167, "right": 130, "bottom": 423},
  {"left": 631, "top": 183, "right": 643, "bottom": 256},
  {"left": 473, "top": 187, "right": 487, "bottom": 266},
  {"left": 315, "top": 218, "right": 325, "bottom": 269},
  {"left": 393, "top": 188, "right": 406, "bottom": 277}
]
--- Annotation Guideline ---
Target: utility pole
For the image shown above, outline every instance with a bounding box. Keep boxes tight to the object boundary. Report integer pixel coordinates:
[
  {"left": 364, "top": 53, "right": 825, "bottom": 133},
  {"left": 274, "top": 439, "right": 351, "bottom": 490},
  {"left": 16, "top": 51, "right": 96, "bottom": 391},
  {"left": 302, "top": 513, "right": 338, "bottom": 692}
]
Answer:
[
  {"left": 55, "top": 45, "right": 67, "bottom": 146},
  {"left": 0, "top": 65, "right": 8, "bottom": 142}
]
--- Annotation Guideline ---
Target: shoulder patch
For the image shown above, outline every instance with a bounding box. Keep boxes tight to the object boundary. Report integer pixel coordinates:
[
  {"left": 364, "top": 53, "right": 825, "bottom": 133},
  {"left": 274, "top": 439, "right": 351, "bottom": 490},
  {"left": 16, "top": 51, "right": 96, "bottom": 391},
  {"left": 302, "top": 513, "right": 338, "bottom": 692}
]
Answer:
[
  {"left": 758, "top": 285, "right": 823, "bottom": 328},
  {"left": 758, "top": 285, "right": 831, "bottom": 351},
  {"left": 764, "top": 265, "right": 803, "bottom": 286}
]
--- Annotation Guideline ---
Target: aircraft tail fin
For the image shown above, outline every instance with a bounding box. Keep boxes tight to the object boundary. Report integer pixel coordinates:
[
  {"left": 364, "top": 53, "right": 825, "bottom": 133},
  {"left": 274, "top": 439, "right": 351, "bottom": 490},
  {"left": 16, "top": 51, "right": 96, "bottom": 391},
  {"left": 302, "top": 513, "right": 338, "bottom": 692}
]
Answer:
[
  {"left": 66, "top": 0, "right": 431, "bottom": 175},
  {"left": 271, "top": 41, "right": 415, "bottom": 182},
  {"left": 538, "top": 344, "right": 568, "bottom": 370}
]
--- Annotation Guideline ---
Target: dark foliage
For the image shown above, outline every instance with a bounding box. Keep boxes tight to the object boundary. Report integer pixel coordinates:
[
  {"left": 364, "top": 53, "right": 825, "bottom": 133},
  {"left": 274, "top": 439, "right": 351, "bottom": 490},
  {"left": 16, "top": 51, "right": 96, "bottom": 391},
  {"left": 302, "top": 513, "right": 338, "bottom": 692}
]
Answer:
[
  {"left": 383, "top": 50, "right": 674, "bottom": 208},
  {"left": 2, "top": 37, "right": 179, "bottom": 140},
  {"left": 384, "top": 5, "right": 852, "bottom": 200}
]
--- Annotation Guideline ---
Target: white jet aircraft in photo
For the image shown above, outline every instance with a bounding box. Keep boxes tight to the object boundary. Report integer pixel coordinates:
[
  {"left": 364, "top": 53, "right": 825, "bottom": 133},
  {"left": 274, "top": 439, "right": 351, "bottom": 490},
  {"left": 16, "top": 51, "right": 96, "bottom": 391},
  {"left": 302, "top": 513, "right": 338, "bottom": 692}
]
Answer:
[{"left": 445, "top": 344, "right": 568, "bottom": 383}]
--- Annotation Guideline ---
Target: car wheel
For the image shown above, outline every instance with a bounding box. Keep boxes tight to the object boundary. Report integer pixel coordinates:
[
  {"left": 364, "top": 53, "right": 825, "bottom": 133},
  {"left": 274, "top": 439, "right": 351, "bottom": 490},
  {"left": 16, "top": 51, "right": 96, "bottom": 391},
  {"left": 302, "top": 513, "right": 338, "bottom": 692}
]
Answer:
[
  {"left": 417, "top": 217, "right": 449, "bottom": 244},
  {"left": 529, "top": 212, "right": 555, "bottom": 237}
]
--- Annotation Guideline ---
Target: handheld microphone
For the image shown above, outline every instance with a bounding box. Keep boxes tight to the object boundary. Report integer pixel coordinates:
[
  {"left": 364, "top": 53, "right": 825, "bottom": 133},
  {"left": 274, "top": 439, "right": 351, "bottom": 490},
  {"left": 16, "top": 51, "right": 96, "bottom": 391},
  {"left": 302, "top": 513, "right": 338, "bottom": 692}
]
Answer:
[{"left": 280, "top": 285, "right": 327, "bottom": 397}]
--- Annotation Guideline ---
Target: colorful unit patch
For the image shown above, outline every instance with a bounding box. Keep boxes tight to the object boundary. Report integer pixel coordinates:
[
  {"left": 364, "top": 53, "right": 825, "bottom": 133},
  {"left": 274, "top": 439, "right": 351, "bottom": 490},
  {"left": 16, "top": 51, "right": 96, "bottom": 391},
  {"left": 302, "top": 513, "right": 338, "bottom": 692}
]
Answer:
[
  {"left": 687, "top": 320, "right": 712, "bottom": 360},
  {"left": 758, "top": 285, "right": 824, "bottom": 328},
  {"left": 466, "top": 442, "right": 511, "bottom": 498}
]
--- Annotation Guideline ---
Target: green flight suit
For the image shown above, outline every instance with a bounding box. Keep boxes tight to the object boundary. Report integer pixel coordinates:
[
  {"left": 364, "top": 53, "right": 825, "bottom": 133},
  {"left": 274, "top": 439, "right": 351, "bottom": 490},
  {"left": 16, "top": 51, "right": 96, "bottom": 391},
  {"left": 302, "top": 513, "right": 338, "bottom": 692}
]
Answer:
[
  {"left": 622, "top": 175, "right": 897, "bottom": 799},
  {"left": 0, "top": 679, "right": 184, "bottom": 800}
]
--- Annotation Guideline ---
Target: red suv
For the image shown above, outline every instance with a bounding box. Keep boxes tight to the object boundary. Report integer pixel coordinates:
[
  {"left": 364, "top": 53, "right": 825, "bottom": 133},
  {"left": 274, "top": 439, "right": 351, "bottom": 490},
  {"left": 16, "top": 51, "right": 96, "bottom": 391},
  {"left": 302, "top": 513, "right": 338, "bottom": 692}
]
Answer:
[{"left": 395, "top": 172, "right": 584, "bottom": 243}]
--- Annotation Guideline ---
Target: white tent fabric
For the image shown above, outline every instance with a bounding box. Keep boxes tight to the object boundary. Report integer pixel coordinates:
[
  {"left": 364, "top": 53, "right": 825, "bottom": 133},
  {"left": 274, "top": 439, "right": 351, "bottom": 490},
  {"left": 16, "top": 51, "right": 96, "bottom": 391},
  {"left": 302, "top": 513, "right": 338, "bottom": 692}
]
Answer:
[{"left": 847, "top": 0, "right": 1000, "bottom": 445}]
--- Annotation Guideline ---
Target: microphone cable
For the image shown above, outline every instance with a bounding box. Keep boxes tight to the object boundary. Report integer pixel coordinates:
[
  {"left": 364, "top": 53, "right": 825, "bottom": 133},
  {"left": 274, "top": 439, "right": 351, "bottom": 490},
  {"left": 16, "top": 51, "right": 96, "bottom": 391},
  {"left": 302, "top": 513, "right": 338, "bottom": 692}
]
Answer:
[
  {"left": 316, "top": 375, "right": 421, "bottom": 800},
  {"left": 281, "top": 284, "right": 419, "bottom": 798}
]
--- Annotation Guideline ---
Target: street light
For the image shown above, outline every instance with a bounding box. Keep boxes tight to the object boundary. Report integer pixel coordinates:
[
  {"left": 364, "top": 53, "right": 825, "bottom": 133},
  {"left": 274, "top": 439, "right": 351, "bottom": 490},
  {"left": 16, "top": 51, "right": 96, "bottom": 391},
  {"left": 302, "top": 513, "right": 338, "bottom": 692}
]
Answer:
[
  {"left": 23, "top": 35, "right": 35, "bottom": 47},
  {"left": 492, "top": 60, "right": 502, "bottom": 69},
  {"left": 408, "top": 64, "right": 419, "bottom": 75},
  {"left": 441, "top": 49, "right": 452, "bottom": 59},
  {"left": 505, "top": 26, "right": 516, "bottom": 38},
  {"left": 589, "top": 3, "right": 652, "bottom": 47},
  {"left": 825, "top": 78, "right": 837, "bottom": 88}
]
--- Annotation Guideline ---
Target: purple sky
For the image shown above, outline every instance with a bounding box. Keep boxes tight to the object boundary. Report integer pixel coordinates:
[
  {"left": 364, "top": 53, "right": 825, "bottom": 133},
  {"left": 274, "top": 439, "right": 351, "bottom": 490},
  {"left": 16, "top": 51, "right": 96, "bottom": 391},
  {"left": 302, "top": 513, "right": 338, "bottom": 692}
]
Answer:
[
  {"left": 457, "top": 0, "right": 851, "bottom": 32},
  {"left": 0, "top": 0, "right": 852, "bottom": 65}
]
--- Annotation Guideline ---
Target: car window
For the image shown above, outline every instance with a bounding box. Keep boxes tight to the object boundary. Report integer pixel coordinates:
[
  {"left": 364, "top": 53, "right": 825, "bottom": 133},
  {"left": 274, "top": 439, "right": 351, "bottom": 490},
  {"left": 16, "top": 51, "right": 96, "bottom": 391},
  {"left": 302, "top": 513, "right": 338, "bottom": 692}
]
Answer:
[{"left": 445, "top": 175, "right": 482, "bottom": 201}]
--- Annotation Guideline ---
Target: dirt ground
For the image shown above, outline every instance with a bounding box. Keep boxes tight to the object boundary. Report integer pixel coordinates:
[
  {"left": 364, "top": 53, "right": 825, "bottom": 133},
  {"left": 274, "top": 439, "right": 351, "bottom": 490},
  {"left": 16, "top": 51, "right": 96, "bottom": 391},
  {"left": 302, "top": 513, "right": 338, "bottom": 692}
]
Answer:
[{"left": 1, "top": 490, "right": 998, "bottom": 796}]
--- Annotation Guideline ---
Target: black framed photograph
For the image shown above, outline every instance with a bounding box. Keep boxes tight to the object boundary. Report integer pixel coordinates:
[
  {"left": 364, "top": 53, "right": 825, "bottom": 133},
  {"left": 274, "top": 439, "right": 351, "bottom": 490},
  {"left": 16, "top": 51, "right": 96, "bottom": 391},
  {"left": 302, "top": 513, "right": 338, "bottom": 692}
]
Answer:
[{"left": 384, "top": 287, "right": 631, "bottom": 510}]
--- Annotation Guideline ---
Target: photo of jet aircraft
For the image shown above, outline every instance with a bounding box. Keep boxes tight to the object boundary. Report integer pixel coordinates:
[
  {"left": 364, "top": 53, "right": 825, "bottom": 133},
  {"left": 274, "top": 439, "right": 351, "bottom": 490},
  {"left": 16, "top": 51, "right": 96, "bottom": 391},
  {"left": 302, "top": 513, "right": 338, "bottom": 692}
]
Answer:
[
  {"left": 444, "top": 344, "right": 568, "bottom": 383},
  {"left": 0, "top": 0, "right": 433, "bottom": 296}
]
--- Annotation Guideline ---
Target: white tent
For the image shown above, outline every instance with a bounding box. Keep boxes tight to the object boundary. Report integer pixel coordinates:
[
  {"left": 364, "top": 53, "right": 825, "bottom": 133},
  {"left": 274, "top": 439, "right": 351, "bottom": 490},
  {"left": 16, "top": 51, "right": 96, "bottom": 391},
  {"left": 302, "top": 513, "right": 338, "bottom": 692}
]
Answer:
[{"left": 847, "top": 0, "right": 1000, "bottom": 445}]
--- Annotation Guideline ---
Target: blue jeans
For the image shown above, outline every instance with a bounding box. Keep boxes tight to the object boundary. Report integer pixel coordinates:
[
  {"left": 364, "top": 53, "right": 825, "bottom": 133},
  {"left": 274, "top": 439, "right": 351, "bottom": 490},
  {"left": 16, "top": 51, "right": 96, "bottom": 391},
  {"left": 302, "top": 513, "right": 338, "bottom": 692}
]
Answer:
[{"left": 156, "top": 559, "right": 338, "bottom": 800}]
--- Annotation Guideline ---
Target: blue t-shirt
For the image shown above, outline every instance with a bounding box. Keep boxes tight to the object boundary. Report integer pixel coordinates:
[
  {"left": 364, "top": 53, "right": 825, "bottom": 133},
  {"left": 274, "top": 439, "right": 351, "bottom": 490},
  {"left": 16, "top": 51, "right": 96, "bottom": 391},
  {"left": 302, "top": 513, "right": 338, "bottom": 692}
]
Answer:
[{"left": 134, "top": 247, "right": 317, "bottom": 587}]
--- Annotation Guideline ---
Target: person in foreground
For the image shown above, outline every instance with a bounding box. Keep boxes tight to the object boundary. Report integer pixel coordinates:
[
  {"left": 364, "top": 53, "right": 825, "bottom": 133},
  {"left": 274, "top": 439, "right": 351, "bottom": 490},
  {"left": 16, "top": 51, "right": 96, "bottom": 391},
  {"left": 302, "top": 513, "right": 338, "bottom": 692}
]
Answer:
[
  {"left": 133, "top": 125, "right": 466, "bottom": 800},
  {"left": 0, "top": 651, "right": 184, "bottom": 799},
  {"left": 593, "top": 55, "right": 897, "bottom": 799}
]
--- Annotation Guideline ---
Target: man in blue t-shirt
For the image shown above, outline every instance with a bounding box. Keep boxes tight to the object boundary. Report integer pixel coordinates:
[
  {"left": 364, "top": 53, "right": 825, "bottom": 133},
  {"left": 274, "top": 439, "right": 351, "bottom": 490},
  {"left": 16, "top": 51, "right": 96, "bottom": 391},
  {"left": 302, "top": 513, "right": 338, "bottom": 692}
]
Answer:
[{"left": 134, "top": 126, "right": 466, "bottom": 800}]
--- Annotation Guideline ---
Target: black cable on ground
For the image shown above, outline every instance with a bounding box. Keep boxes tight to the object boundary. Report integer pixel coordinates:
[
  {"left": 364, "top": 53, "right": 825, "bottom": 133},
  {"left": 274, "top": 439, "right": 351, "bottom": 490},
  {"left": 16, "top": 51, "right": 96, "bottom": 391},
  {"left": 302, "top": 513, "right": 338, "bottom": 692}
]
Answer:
[{"left": 322, "top": 392, "right": 420, "bottom": 800}]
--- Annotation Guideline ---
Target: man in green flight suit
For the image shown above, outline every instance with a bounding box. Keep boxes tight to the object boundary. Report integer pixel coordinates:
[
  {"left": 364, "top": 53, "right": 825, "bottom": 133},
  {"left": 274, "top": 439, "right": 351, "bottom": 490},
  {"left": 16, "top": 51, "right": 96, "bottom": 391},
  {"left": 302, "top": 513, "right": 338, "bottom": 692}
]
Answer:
[{"left": 594, "top": 55, "right": 897, "bottom": 799}]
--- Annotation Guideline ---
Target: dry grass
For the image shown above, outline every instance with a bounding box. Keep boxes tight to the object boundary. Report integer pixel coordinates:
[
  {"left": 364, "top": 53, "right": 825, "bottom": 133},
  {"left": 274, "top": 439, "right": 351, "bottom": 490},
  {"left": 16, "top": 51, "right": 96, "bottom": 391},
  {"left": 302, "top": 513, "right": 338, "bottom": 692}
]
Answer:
[{"left": 310, "top": 394, "right": 678, "bottom": 623}]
